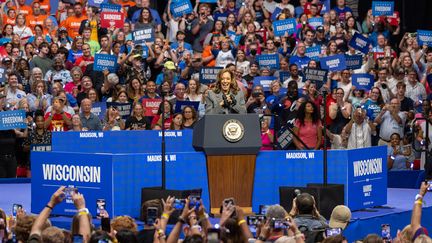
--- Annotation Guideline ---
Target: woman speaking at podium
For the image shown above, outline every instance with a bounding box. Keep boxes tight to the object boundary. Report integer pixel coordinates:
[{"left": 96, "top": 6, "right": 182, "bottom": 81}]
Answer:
[{"left": 205, "top": 69, "right": 246, "bottom": 114}]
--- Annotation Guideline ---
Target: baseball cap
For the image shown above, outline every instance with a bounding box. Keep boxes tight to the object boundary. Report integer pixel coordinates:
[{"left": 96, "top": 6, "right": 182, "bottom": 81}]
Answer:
[
  {"left": 164, "top": 61, "right": 176, "bottom": 70},
  {"left": 329, "top": 205, "right": 352, "bottom": 229},
  {"left": 2, "top": 57, "right": 12, "bottom": 63},
  {"left": 58, "top": 27, "right": 67, "bottom": 33},
  {"left": 316, "top": 26, "right": 325, "bottom": 33}
]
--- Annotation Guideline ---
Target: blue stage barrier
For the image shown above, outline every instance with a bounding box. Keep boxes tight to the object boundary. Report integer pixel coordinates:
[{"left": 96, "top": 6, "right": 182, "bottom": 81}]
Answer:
[
  {"left": 51, "top": 130, "right": 195, "bottom": 153},
  {"left": 388, "top": 170, "right": 425, "bottom": 188},
  {"left": 31, "top": 151, "right": 209, "bottom": 218},
  {"left": 252, "top": 146, "right": 387, "bottom": 211}
]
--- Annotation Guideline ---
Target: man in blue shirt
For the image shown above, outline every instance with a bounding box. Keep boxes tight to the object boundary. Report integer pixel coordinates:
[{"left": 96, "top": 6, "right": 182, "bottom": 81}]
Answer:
[
  {"left": 332, "top": 0, "right": 352, "bottom": 21},
  {"left": 289, "top": 42, "right": 311, "bottom": 69}
]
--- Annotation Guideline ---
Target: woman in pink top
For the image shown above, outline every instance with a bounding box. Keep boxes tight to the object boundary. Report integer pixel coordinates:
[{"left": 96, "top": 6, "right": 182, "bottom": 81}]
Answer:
[
  {"left": 260, "top": 117, "right": 274, "bottom": 150},
  {"left": 293, "top": 100, "right": 322, "bottom": 150}
]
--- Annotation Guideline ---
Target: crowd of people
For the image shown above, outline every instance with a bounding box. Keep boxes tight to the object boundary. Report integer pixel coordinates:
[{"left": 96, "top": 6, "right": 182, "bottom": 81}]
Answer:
[
  {"left": 0, "top": 182, "right": 430, "bottom": 242},
  {"left": 0, "top": 0, "right": 430, "bottom": 178}
]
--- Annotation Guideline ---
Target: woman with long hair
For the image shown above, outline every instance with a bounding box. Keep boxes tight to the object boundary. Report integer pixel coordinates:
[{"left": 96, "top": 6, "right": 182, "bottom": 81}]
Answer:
[
  {"left": 103, "top": 106, "right": 125, "bottom": 131},
  {"left": 182, "top": 105, "right": 197, "bottom": 129},
  {"left": 125, "top": 102, "right": 150, "bottom": 130},
  {"left": 170, "top": 113, "right": 183, "bottom": 130},
  {"left": 205, "top": 69, "right": 246, "bottom": 114},
  {"left": 152, "top": 100, "right": 174, "bottom": 129},
  {"left": 67, "top": 36, "right": 84, "bottom": 64},
  {"left": 71, "top": 114, "right": 83, "bottom": 131},
  {"left": 127, "top": 77, "right": 144, "bottom": 103},
  {"left": 293, "top": 101, "right": 322, "bottom": 150},
  {"left": 224, "top": 13, "right": 238, "bottom": 33}
]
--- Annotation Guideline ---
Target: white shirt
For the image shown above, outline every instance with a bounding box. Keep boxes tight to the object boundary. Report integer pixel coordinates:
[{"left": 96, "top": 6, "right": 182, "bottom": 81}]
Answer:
[
  {"left": 347, "top": 121, "right": 372, "bottom": 149},
  {"left": 263, "top": 0, "right": 277, "bottom": 13},
  {"left": 13, "top": 25, "right": 33, "bottom": 40},
  {"left": 6, "top": 87, "right": 26, "bottom": 105}
]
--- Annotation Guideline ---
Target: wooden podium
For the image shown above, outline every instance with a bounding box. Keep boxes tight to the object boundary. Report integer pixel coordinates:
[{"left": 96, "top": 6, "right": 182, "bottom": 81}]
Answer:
[{"left": 193, "top": 114, "right": 261, "bottom": 214}]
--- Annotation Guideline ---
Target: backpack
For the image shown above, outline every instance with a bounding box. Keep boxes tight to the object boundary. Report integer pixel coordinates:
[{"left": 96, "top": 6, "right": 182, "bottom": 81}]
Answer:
[{"left": 298, "top": 225, "right": 326, "bottom": 243}]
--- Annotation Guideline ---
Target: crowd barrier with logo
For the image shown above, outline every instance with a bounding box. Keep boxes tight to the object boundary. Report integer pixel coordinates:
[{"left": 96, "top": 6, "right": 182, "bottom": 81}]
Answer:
[{"left": 31, "top": 131, "right": 387, "bottom": 217}]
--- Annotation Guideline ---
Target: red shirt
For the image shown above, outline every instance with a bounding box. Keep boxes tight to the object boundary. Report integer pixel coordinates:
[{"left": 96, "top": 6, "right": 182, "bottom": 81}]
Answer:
[
  {"left": 44, "top": 112, "right": 72, "bottom": 131},
  {"left": 75, "top": 55, "right": 94, "bottom": 73}
]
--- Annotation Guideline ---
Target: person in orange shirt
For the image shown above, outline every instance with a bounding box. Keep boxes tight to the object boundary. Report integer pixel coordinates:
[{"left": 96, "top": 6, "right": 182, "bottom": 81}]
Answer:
[
  {"left": 2, "top": 9, "right": 17, "bottom": 26},
  {"left": 60, "top": 3, "right": 87, "bottom": 39},
  {"left": 27, "top": 2, "right": 48, "bottom": 30},
  {"left": 34, "top": 0, "right": 50, "bottom": 15},
  {"left": 14, "top": 0, "right": 32, "bottom": 16}
]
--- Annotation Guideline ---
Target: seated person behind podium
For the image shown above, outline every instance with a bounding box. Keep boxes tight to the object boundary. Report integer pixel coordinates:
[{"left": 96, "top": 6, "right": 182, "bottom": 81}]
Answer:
[
  {"left": 387, "top": 133, "right": 412, "bottom": 170},
  {"left": 205, "top": 69, "right": 246, "bottom": 114}
]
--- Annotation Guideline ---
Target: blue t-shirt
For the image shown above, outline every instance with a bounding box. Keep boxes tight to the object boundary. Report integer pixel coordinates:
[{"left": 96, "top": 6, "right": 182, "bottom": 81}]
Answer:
[
  {"left": 67, "top": 49, "right": 83, "bottom": 64},
  {"left": 363, "top": 99, "right": 382, "bottom": 121},
  {"left": 289, "top": 55, "right": 311, "bottom": 69}
]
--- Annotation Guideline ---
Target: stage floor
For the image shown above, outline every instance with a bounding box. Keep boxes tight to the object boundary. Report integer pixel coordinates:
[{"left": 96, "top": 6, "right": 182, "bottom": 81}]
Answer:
[{"left": 1, "top": 183, "right": 431, "bottom": 242}]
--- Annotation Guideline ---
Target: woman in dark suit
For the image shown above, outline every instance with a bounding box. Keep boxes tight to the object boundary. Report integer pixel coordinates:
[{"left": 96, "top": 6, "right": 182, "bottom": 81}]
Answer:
[{"left": 205, "top": 69, "right": 246, "bottom": 114}]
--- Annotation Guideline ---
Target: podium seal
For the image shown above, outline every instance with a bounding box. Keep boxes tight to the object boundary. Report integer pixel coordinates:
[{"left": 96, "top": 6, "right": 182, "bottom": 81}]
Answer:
[{"left": 222, "top": 119, "right": 245, "bottom": 142}]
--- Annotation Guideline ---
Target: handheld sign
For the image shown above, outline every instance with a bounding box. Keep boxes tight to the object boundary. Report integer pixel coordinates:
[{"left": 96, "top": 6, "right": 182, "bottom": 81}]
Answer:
[
  {"left": 90, "top": 102, "right": 107, "bottom": 120},
  {"left": 100, "top": 12, "right": 124, "bottom": 28},
  {"left": 272, "top": 18, "right": 296, "bottom": 37},
  {"left": 174, "top": 100, "right": 199, "bottom": 113},
  {"left": 345, "top": 55, "right": 363, "bottom": 70},
  {"left": 88, "top": 0, "right": 107, "bottom": 7},
  {"left": 321, "top": 0, "right": 330, "bottom": 13},
  {"left": 308, "top": 17, "right": 323, "bottom": 29},
  {"left": 199, "top": 67, "right": 223, "bottom": 84},
  {"left": 349, "top": 32, "right": 371, "bottom": 54},
  {"left": 305, "top": 46, "right": 321, "bottom": 61},
  {"left": 279, "top": 71, "right": 290, "bottom": 83},
  {"left": 170, "top": 0, "right": 193, "bottom": 18},
  {"left": 351, "top": 73, "right": 374, "bottom": 91},
  {"left": 303, "top": 68, "right": 328, "bottom": 87},
  {"left": 0, "top": 110, "right": 27, "bottom": 131},
  {"left": 133, "top": 27, "right": 155, "bottom": 45},
  {"left": 320, "top": 54, "right": 347, "bottom": 72},
  {"left": 253, "top": 76, "right": 277, "bottom": 92},
  {"left": 256, "top": 54, "right": 280, "bottom": 70},
  {"left": 142, "top": 98, "right": 162, "bottom": 116},
  {"left": 106, "top": 102, "right": 132, "bottom": 120},
  {"left": 417, "top": 30, "right": 432, "bottom": 47},
  {"left": 94, "top": 54, "right": 117, "bottom": 72},
  {"left": 372, "top": 1, "right": 394, "bottom": 16},
  {"left": 100, "top": 3, "right": 121, "bottom": 12}
]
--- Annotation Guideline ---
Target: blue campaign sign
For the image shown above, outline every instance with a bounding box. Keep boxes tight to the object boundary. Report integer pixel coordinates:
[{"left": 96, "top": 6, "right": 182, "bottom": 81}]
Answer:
[
  {"left": 303, "top": 68, "right": 328, "bottom": 84},
  {"left": 321, "top": 0, "right": 330, "bottom": 13},
  {"left": 91, "top": 102, "right": 107, "bottom": 120},
  {"left": 0, "top": 67, "right": 6, "bottom": 85},
  {"left": 88, "top": 0, "right": 107, "bottom": 7},
  {"left": 256, "top": 54, "right": 280, "bottom": 70},
  {"left": 0, "top": 110, "right": 27, "bottom": 130},
  {"left": 349, "top": 32, "right": 371, "bottom": 54},
  {"left": 142, "top": 45, "right": 149, "bottom": 58},
  {"left": 94, "top": 54, "right": 117, "bottom": 72},
  {"left": 352, "top": 73, "right": 374, "bottom": 91},
  {"left": 133, "top": 27, "right": 155, "bottom": 45},
  {"left": 272, "top": 18, "right": 297, "bottom": 37},
  {"left": 31, "top": 152, "right": 114, "bottom": 217},
  {"left": 347, "top": 146, "right": 387, "bottom": 209},
  {"left": 199, "top": 67, "right": 223, "bottom": 84},
  {"left": 170, "top": 0, "right": 193, "bottom": 18},
  {"left": 100, "top": 3, "right": 121, "bottom": 12},
  {"left": 253, "top": 76, "right": 277, "bottom": 91},
  {"left": 271, "top": 7, "right": 282, "bottom": 21},
  {"left": 320, "top": 54, "right": 347, "bottom": 71},
  {"left": 345, "top": 54, "right": 363, "bottom": 70},
  {"left": 106, "top": 102, "right": 132, "bottom": 119},
  {"left": 279, "top": 71, "right": 290, "bottom": 82},
  {"left": 51, "top": 130, "right": 196, "bottom": 153},
  {"left": 305, "top": 45, "right": 321, "bottom": 61},
  {"left": 308, "top": 17, "right": 323, "bottom": 29},
  {"left": 372, "top": 1, "right": 394, "bottom": 16},
  {"left": 174, "top": 100, "right": 199, "bottom": 113},
  {"left": 417, "top": 30, "right": 432, "bottom": 47}
]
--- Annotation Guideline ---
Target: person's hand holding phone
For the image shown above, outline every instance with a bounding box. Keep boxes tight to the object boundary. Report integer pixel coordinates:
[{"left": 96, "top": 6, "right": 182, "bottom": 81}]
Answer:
[
  {"left": 180, "top": 199, "right": 194, "bottom": 222},
  {"left": 72, "top": 191, "right": 86, "bottom": 210},
  {"left": 49, "top": 186, "right": 66, "bottom": 208}
]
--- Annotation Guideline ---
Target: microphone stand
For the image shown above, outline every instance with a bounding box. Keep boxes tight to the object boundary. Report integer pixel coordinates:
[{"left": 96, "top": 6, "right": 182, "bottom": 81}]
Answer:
[
  {"left": 322, "top": 90, "right": 328, "bottom": 186},
  {"left": 161, "top": 92, "right": 166, "bottom": 190}
]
